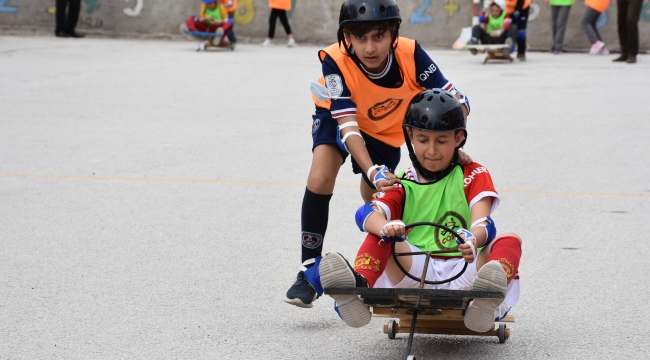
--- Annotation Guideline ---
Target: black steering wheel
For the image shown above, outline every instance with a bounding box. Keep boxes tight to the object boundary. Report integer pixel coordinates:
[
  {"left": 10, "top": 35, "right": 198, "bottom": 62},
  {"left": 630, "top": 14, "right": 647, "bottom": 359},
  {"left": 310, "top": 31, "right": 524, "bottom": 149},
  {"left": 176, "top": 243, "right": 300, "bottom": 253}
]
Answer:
[{"left": 391, "top": 221, "right": 468, "bottom": 285}]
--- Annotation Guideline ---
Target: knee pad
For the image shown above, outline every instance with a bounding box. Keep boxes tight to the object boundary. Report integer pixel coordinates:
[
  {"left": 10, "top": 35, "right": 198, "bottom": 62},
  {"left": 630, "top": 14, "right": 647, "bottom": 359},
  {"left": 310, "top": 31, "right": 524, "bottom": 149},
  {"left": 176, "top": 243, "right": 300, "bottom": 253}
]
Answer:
[{"left": 517, "top": 29, "right": 526, "bottom": 40}]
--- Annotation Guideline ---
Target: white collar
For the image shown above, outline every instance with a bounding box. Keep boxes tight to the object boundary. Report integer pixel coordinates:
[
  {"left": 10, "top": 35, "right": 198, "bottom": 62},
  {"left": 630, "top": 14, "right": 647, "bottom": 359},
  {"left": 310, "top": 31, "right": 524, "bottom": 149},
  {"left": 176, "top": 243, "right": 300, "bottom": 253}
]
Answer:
[{"left": 351, "top": 47, "right": 393, "bottom": 80}]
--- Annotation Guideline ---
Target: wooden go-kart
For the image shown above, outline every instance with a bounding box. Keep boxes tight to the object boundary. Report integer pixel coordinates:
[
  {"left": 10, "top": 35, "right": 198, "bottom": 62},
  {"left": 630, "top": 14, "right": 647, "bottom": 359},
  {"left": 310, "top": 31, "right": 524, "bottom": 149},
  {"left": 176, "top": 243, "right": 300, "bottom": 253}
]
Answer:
[
  {"left": 325, "top": 222, "right": 514, "bottom": 360},
  {"left": 466, "top": 44, "right": 514, "bottom": 64}
]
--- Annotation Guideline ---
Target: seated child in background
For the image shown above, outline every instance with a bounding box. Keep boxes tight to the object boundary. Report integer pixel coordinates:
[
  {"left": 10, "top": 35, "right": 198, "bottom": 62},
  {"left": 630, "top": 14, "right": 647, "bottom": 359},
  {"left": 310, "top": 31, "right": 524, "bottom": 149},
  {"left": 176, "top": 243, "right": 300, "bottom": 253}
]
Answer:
[
  {"left": 186, "top": 0, "right": 233, "bottom": 49},
  {"left": 468, "top": 0, "right": 518, "bottom": 54},
  {"left": 304, "top": 89, "right": 522, "bottom": 332}
]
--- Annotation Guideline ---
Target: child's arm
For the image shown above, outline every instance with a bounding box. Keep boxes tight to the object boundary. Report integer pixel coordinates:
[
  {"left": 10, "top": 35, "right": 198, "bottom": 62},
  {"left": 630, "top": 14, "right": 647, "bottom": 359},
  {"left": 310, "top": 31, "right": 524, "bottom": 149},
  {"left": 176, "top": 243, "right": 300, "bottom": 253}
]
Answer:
[
  {"left": 355, "top": 191, "right": 408, "bottom": 242},
  {"left": 321, "top": 56, "right": 398, "bottom": 190},
  {"left": 200, "top": 4, "right": 207, "bottom": 19},
  {"left": 337, "top": 116, "right": 397, "bottom": 188},
  {"left": 458, "top": 197, "right": 492, "bottom": 263},
  {"left": 219, "top": 5, "right": 228, "bottom": 22},
  {"left": 413, "top": 43, "right": 470, "bottom": 119}
]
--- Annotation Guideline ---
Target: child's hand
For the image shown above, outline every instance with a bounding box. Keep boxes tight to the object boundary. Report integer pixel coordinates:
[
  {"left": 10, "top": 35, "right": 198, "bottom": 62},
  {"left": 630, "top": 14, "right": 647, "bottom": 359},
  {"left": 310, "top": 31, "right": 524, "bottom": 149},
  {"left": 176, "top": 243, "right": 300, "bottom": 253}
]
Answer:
[
  {"left": 379, "top": 220, "right": 407, "bottom": 243},
  {"left": 375, "top": 174, "right": 400, "bottom": 192},
  {"left": 458, "top": 240, "right": 477, "bottom": 263},
  {"left": 456, "top": 229, "right": 477, "bottom": 263},
  {"left": 456, "top": 149, "right": 473, "bottom": 165},
  {"left": 369, "top": 166, "right": 399, "bottom": 191}
]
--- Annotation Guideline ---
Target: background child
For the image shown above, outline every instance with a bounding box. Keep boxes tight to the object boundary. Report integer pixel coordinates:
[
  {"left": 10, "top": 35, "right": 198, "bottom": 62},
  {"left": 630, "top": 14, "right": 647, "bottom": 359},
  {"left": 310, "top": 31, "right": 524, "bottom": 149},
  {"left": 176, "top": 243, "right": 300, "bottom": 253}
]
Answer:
[
  {"left": 506, "top": 0, "right": 531, "bottom": 60},
  {"left": 284, "top": 0, "right": 471, "bottom": 309},
  {"left": 581, "top": 0, "right": 611, "bottom": 55},
  {"left": 613, "top": 0, "right": 643, "bottom": 63},
  {"left": 261, "top": 0, "right": 297, "bottom": 47},
  {"left": 186, "top": 0, "right": 233, "bottom": 49},
  {"left": 219, "top": 0, "right": 238, "bottom": 46},
  {"left": 468, "top": 0, "right": 517, "bottom": 54},
  {"left": 317, "top": 89, "right": 522, "bottom": 332},
  {"left": 546, "top": 0, "right": 574, "bottom": 54}
]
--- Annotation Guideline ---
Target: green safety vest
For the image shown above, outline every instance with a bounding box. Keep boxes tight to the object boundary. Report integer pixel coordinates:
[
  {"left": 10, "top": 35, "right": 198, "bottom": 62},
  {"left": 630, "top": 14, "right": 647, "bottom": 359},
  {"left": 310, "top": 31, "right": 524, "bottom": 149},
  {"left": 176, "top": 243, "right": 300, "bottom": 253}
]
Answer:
[
  {"left": 400, "top": 166, "right": 477, "bottom": 257},
  {"left": 205, "top": 7, "right": 224, "bottom": 22},
  {"left": 486, "top": 11, "right": 507, "bottom": 34}
]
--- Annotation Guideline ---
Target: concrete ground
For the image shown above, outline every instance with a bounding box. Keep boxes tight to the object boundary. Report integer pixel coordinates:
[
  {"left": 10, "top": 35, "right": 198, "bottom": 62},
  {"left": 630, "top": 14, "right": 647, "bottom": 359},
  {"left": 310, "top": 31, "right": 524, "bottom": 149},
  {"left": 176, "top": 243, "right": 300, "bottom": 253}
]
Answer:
[{"left": 1, "top": 35, "right": 649, "bottom": 359}]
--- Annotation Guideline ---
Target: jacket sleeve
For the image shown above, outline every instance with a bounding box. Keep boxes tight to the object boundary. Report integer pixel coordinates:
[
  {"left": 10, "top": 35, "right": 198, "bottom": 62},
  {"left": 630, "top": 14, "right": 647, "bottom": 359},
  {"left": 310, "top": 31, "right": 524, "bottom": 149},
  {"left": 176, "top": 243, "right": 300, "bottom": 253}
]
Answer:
[{"left": 220, "top": 5, "right": 228, "bottom": 21}]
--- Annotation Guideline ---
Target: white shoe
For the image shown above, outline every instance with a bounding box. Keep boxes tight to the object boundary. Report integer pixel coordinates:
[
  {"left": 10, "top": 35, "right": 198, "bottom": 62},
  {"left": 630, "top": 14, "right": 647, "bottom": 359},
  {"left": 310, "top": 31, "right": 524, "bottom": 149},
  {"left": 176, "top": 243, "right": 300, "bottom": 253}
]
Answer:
[
  {"left": 319, "top": 252, "right": 371, "bottom": 328},
  {"left": 589, "top": 41, "right": 605, "bottom": 55},
  {"left": 464, "top": 260, "right": 508, "bottom": 332},
  {"left": 287, "top": 38, "right": 297, "bottom": 47},
  {"left": 261, "top": 39, "right": 273, "bottom": 47},
  {"left": 598, "top": 45, "right": 610, "bottom": 55}
]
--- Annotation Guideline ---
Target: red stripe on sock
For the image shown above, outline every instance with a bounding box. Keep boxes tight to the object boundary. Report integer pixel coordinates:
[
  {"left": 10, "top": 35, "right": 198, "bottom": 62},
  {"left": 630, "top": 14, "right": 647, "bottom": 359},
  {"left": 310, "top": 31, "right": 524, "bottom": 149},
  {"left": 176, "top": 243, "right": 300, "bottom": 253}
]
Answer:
[
  {"left": 353, "top": 234, "right": 392, "bottom": 288},
  {"left": 487, "top": 236, "right": 521, "bottom": 283}
]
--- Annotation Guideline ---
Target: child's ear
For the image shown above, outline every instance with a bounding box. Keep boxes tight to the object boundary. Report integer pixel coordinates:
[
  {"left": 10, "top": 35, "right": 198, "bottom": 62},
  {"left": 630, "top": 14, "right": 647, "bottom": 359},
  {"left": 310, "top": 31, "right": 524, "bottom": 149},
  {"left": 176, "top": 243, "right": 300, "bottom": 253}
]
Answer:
[
  {"left": 343, "top": 30, "right": 350, "bottom": 43},
  {"left": 455, "top": 131, "right": 465, "bottom": 147}
]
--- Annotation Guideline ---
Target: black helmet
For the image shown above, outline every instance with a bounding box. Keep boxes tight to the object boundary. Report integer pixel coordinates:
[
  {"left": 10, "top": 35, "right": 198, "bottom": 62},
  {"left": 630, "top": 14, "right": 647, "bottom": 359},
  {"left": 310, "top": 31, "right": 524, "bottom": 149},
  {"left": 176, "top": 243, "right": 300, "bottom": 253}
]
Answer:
[
  {"left": 337, "top": 0, "right": 402, "bottom": 55},
  {"left": 403, "top": 89, "right": 465, "bottom": 133},
  {"left": 402, "top": 89, "right": 467, "bottom": 181},
  {"left": 338, "top": 0, "right": 401, "bottom": 26}
]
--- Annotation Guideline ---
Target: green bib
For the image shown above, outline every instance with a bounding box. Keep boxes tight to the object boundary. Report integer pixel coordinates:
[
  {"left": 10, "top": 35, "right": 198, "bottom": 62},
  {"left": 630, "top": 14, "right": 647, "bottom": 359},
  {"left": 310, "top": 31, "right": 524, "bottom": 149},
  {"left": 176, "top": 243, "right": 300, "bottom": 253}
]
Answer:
[
  {"left": 400, "top": 166, "right": 473, "bottom": 257},
  {"left": 205, "top": 7, "right": 223, "bottom": 21},
  {"left": 486, "top": 11, "right": 506, "bottom": 34}
]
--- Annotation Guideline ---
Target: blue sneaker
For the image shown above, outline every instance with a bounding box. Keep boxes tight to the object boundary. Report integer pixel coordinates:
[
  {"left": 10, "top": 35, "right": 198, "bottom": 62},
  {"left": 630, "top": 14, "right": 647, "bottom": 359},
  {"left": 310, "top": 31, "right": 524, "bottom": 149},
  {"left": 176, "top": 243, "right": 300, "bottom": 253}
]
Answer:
[{"left": 284, "top": 258, "right": 323, "bottom": 308}]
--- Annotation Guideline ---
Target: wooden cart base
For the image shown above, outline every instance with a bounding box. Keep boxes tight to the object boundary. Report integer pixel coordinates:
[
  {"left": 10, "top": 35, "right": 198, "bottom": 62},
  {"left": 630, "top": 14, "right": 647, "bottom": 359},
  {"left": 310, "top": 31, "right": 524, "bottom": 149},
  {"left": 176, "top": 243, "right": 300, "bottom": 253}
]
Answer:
[
  {"left": 326, "top": 288, "right": 513, "bottom": 359},
  {"left": 466, "top": 44, "right": 514, "bottom": 64},
  {"left": 375, "top": 308, "right": 514, "bottom": 343}
]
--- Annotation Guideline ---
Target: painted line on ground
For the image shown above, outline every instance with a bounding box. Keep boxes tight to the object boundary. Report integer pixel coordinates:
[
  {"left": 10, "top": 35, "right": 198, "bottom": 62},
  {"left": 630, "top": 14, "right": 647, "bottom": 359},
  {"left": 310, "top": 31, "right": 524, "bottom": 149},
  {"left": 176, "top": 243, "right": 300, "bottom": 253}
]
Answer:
[
  {"left": 0, "top": 99, "right": 648, "bottom": 118},
  {"left": 1, "top": 173, "right": 648, "bottom": 197},
  {"left": 0, "top": 98, "right": 310, "bottom": 113}
]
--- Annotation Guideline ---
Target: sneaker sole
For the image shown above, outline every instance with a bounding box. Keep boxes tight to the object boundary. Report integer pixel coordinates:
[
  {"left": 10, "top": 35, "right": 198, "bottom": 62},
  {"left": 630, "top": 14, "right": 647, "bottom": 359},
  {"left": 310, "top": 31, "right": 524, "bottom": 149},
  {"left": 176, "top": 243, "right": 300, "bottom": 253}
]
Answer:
[
  {"left": 320, "top": 252, "right": 371, "bottom": 328},
  {"left": 464, "top": 260, "right": 507, "bottom": 332},
  {"left": 283, "top": 294, "right": 315, "bottom": 309}
]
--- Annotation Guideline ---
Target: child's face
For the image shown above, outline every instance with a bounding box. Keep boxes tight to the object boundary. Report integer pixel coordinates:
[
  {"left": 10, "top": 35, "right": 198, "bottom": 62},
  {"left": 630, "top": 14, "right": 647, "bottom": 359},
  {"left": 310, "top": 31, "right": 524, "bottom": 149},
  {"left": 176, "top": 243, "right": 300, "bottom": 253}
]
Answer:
[
  {"left": 206, "top": 2, "right": 217, "bottom": 9},
  {"left": 408, "top": 128, "right": 465, "bottom": 174},
  {"left": 490, "top": 4, "right": 502, "bottom": 18},
  {"left": 344, "top": 28, "right": 393, "bottom": 71}
]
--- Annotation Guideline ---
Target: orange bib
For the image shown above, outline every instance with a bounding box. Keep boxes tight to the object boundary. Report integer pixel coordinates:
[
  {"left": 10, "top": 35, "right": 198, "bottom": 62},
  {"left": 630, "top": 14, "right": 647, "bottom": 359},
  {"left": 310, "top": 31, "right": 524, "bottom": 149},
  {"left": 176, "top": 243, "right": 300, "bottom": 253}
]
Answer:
[
  {"left": 312, "top": 37, "right": 423, "bottom": 147},
  {"left": 585, "top": 0, "right": 610, "bottom": 13},
  {"left": 269, "top": 0, "right": 291, "bottom": 10}
]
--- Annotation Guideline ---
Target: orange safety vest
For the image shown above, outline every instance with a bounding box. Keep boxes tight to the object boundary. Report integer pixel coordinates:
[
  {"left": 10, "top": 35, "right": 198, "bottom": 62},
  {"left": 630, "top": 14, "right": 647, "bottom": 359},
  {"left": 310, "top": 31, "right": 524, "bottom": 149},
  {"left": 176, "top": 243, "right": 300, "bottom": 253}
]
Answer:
[
  {"left": 505, "top": 0, "right": 530, "bottom": 15},
  {"left": 269, "top": 0, "right": 291, "bottom": 11},
  {"left": 312, "top": 38, "right": 423, "bottom": 148},
  {"left": 585, "top": 0, "right": 610, "bottom": 13},
  {"left": 219, "top": 0, "right": 237, "bottom": 13}
]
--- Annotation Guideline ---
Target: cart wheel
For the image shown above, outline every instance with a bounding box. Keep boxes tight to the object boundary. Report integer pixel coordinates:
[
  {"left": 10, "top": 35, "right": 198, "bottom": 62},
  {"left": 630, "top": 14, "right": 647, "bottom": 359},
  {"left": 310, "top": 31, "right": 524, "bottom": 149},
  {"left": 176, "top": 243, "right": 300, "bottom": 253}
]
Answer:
[
  {"left": 387, "top": 320, "right": 397, "bottom": 339},
  {"left": 498, "top": 323, "right": 507, "bottom": 343},
  {"left": 407, "top": 356, "right": 416, "bottom": 360}
]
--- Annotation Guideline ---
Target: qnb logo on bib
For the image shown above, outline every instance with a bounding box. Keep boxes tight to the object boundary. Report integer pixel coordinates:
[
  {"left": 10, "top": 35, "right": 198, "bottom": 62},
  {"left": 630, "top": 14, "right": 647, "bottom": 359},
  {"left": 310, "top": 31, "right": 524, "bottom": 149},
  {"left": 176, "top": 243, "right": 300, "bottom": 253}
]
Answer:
[
  {"left": 367, "top": 98, "right": 403, "bottom": 121},
  {"left": 434, "top": 211, "right": 468, "bottom": 251}
]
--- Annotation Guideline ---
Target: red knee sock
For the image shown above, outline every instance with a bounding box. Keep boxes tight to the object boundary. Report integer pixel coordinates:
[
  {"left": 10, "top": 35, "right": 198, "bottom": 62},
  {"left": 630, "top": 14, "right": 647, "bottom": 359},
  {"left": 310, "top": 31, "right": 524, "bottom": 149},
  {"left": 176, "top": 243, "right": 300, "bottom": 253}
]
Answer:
[
  {"left": 487, "top": 236, "right": 521, "bottom": 283},
  {"left": 353, "top": 233, "right": 392, "bottom": 288}
]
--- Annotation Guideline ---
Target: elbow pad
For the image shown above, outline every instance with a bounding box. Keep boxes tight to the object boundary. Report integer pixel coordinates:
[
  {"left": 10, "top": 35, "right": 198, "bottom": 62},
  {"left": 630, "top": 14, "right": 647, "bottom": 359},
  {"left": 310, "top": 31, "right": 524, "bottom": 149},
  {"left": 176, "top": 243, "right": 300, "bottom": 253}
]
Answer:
[
  {"left": 355, "top": 202, "right": 376, "bottom": 232},
  {"left": 471, "top": 216, "right": 497, "bottom": 246},
  {"left": 336, "top": 121, "right": 363, "bottom": 155}
]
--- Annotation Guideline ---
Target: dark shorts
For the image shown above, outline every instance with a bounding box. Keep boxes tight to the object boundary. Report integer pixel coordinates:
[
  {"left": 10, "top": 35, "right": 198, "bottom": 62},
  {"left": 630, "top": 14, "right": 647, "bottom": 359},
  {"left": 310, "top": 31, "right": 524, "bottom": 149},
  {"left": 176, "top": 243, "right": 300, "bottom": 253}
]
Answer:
[{"left": 311, "top": 107, "right": 401, "bottom": 188}]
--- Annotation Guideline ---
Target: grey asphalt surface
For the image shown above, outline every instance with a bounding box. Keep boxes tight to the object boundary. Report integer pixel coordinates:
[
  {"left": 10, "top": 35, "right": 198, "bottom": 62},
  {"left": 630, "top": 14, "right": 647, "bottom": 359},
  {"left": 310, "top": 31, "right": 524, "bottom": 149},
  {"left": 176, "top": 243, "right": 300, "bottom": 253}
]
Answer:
[{"left": 1, "top": 35, "right": 649, "bottom": 359}]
